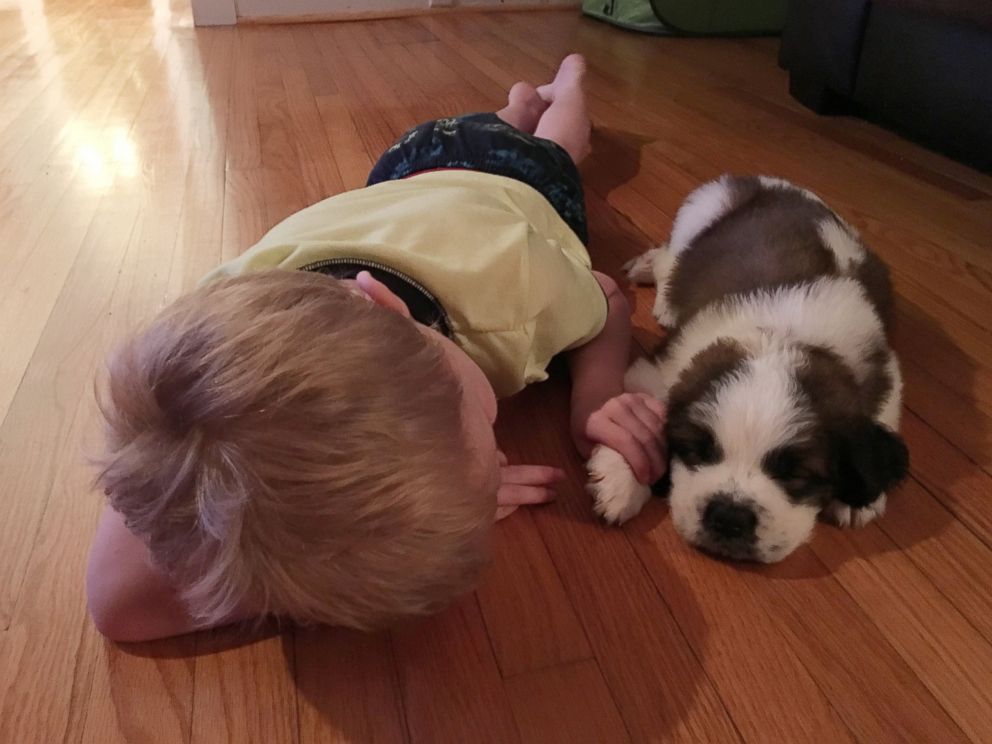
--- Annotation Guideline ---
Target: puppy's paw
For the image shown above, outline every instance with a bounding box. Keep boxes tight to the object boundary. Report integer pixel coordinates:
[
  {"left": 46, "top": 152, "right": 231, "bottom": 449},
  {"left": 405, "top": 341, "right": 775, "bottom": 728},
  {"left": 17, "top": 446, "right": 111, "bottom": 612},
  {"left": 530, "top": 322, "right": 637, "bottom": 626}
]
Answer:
[
  {"left": 652, "top": 292, "right": 678, "bottom": 328},
  {"left": 823, "top": 494, "right": 887, "bottom": 528},
  {"left": 587, "top": 446, "right": 651, "bottom": 524},
  {"left": 649, "top": 247, "right": 679, "bottom": 327},
  {"left": 623, "top": 247, "right": 662, "bottom": 285}
]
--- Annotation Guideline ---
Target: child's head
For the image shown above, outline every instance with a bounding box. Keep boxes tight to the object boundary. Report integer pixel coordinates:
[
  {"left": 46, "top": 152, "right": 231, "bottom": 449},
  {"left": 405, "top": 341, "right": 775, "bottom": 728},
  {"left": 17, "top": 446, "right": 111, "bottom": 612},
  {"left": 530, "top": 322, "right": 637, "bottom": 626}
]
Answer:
[{"left": 95, "top": 270, "right": 500, "bottom": 630}]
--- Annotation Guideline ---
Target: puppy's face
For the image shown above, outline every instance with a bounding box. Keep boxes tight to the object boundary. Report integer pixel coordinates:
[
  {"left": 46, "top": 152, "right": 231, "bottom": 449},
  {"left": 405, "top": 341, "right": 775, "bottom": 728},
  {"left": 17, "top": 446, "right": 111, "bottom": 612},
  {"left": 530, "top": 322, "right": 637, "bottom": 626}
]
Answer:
[{"left": 666, "top": 349, "right": 907, "bottom": 562}]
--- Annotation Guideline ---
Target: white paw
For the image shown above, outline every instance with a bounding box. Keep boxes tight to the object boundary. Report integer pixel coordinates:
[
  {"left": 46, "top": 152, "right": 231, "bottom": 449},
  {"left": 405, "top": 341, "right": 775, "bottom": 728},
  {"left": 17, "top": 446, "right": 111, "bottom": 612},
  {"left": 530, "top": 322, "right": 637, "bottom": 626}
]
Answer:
[
  {"left": 586, "top": 446, "right": 651, "bottom": 524},
  {"left": 623, "top": 248, "right": 661, "bottom": 285},
  {"left": 652, "top": 292, "right": 678, "bottom": 328},
  {"left": 823, "top": 494, "right": 887, "bottom": 528},
  {"left": 649, "top": 247, "right": 679, "bottom": 327}
]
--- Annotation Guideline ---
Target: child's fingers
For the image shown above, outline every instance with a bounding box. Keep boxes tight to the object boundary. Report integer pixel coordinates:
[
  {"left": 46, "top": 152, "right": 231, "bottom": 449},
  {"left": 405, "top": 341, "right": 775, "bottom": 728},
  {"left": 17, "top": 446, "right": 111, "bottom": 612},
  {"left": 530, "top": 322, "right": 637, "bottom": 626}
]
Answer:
[
  {"left": 500, "top": 464, "right": 566, "bottom": 486},
  {"left": 497, "top": 484, "right": 556, "bottom": 506},
  {"left": 623, "top": 404, "right": 667, "bottom": 477},
  {"left": 603, "top": 405, "right": 665, "bottom": 483},
  {"left": 614, "top": 399, "right": 665, "bottom": 452},
  {"left": 496, "top": 505, "right": 518, "bottom": 521},
  {"left": 625, "top": 406, "right": 666, "bottom": 478},
  {"left": 634, "top": 393, "right": 667, "bottom": 421},
  {"left": 586, "top": 417, "right": 652, "bottom": 483},
  {"left": 624, "top": 396, "right": 666, "bottom": 436}
]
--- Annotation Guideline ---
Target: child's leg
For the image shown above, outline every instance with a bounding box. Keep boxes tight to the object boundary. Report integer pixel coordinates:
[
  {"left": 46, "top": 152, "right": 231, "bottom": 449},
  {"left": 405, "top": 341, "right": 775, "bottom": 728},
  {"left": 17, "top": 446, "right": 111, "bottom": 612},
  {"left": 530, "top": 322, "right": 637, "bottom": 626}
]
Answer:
[
  {"left": 495, "top": 82, "right": 548, "bottom": 135},
  {"left": 533, "top": 54, "right": 591, "bottom": 165}
]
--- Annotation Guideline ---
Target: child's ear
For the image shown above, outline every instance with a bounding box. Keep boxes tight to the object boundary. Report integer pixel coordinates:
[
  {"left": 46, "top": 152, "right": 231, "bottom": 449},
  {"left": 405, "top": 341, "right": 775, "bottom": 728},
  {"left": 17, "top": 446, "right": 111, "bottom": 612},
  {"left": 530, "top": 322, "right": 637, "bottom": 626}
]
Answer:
[
  {"left": 830, "top": 418, "right": 909, "bottom": 508},
  {"left": 356, "top": 271, "right": 411, "bottom": 318}
]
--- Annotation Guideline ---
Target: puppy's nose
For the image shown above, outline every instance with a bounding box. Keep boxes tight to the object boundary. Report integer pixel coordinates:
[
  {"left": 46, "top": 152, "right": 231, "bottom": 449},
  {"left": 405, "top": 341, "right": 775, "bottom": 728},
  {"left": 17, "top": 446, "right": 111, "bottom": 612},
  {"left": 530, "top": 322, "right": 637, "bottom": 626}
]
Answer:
[{"left": 703, "top": 497, "right": 757, "bottom": 540}]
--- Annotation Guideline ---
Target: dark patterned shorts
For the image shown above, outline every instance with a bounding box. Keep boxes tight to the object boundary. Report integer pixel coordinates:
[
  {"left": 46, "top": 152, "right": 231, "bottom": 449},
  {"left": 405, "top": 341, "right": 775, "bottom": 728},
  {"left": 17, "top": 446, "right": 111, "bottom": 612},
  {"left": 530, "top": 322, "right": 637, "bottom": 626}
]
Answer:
[{"left": 366, "top": 113, "right": 588, "bottom": 244}]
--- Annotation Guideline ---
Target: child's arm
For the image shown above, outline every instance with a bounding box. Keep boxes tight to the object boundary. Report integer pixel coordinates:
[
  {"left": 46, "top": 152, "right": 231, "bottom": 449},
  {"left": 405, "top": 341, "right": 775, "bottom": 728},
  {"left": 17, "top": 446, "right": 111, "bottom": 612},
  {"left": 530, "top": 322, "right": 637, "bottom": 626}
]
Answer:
[
  {"left": 86, "top": 506, "right": 249, "bottom": 642},
  {"left": 568, "top": 272, "right": 667, "bottom": 484}
]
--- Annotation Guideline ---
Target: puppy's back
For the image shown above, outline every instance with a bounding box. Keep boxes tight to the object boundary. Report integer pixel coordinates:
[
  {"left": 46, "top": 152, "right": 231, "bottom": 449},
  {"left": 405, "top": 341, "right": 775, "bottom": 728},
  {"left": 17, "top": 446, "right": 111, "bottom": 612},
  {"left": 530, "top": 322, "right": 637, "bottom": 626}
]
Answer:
[{"left": 666, "top": 177, "right": 891, "bottom": 328}]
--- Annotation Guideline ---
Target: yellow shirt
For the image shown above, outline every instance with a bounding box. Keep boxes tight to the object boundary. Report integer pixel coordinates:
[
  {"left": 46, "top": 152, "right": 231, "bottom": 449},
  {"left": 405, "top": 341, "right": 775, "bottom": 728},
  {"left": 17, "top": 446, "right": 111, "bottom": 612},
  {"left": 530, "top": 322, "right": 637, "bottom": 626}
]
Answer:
[{"left": 203, "top": 170, "right": 608, "bottom": 397}]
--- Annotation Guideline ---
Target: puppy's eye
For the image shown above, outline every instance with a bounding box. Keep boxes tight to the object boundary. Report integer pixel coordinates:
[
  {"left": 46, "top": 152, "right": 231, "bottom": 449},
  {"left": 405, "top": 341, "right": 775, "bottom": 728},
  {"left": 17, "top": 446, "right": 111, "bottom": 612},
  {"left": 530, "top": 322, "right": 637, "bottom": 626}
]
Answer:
[
  {"left": 764, "top": 447, "right": 828, "bottom": 491},
  {"left": 671, "top": 426, "right": 720, "bottom": 469}
]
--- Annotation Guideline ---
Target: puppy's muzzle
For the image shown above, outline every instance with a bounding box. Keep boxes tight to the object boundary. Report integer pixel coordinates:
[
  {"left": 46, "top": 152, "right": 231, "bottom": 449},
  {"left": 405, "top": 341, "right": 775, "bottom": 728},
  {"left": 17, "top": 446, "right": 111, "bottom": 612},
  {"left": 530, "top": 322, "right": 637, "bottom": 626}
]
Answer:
[{"left": 702, "top": 494, "right": 758, "bottom": 542}]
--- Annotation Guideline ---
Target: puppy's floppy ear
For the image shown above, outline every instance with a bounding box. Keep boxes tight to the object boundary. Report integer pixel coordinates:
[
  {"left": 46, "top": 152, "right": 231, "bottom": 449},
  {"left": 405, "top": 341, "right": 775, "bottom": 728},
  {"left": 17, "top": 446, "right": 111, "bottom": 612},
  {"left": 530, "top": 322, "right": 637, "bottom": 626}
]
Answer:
[
  {"left": 665, "top": 407, "right": 720, "bottom": 469},
  {"left": 650, "top": 464, "right": 672, "bottom": 497},
  {"left": 831, "top": 418, "right": 909, "bottom": 508}
]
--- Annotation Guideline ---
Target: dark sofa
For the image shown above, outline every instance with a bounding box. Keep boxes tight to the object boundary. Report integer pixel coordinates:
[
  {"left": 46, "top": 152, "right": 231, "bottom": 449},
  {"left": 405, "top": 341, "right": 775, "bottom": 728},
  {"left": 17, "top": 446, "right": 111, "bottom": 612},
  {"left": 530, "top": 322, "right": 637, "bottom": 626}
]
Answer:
[{"left": 779, "top": 0, "right": 992, "bottom": 171}]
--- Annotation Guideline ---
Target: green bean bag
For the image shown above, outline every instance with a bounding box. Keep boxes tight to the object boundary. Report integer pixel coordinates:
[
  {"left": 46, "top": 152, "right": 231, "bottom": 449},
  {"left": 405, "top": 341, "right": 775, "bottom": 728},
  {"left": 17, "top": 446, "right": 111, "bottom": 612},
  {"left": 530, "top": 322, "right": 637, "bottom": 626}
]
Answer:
[{"left": 582, "top": 0, "right": 788, "bottom": 36}]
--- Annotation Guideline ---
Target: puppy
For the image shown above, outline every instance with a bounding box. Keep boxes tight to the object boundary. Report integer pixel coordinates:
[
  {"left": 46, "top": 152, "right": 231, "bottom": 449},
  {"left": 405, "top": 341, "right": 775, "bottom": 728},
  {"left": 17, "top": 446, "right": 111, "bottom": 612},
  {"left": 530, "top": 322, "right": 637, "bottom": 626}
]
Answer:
[{"left": 587, "top": 175, "right": 908, "bottom": 562}]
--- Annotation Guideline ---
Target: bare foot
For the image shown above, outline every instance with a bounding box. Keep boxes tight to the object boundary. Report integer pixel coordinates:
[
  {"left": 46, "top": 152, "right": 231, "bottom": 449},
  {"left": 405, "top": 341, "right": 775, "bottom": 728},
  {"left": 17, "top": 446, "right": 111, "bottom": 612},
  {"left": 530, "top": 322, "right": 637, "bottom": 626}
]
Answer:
[
  {"left": 503, "top": 81, "right": 549, "bottom": 133},
  {"left": 536, "top": 53, "right": 587, "bottom": 103}
]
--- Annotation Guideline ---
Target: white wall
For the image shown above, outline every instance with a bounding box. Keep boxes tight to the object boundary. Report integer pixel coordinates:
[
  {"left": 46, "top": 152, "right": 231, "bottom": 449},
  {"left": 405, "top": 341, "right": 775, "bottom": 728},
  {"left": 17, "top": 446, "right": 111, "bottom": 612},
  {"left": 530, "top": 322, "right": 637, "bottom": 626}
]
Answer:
[{"left": 193, "top": 0, "right": 579, "bottom": 26}]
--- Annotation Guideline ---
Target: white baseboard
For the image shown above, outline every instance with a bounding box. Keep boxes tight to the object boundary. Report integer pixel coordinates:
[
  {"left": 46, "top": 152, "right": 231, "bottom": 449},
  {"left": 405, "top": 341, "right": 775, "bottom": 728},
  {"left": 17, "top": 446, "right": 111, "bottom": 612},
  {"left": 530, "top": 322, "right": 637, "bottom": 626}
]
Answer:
[{"left": 192, "top": 0, "right": 237, "bottom": 26}]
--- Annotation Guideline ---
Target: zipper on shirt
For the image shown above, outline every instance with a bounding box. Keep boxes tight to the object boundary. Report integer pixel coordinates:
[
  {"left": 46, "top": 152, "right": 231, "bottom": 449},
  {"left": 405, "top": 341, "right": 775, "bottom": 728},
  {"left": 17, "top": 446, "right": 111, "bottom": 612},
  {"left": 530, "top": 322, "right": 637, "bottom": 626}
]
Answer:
[{"left": 298, "top": 257, "right": 452, "bottom": 334}]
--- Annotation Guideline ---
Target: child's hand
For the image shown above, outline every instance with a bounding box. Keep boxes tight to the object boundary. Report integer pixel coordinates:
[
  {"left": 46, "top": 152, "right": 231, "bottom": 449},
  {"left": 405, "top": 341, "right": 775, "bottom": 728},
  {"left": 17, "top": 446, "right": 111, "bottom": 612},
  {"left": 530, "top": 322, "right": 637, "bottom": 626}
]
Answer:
[
  {"left": 496, "top": 451, "right": 564, "bottom": 520},
  {"left": 578, "top": 393, "right": 667, "bottom": 485}
]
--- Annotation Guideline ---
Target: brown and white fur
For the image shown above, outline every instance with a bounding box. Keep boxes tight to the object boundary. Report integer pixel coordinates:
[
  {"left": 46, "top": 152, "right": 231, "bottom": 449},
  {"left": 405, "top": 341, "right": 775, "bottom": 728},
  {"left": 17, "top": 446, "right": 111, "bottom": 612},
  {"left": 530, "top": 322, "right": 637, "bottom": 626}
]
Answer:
[{"left": 587, "top": 175, "right": 908, "bottom": 563}]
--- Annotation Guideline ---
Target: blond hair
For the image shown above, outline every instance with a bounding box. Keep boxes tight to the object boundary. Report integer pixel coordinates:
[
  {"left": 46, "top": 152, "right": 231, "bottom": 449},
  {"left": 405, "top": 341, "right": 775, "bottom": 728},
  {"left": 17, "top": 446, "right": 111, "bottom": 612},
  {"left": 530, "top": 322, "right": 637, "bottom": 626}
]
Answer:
[{"left": 95, "top": 270, "right": 494, "bottom": 630}]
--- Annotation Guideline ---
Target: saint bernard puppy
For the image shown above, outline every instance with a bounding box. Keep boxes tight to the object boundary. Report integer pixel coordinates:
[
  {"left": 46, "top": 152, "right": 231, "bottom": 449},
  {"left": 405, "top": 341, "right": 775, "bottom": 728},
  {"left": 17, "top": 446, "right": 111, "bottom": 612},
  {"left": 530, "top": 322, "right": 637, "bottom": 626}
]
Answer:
[{"left": 587, "top": 175, "right": 909, "bottom": 562}]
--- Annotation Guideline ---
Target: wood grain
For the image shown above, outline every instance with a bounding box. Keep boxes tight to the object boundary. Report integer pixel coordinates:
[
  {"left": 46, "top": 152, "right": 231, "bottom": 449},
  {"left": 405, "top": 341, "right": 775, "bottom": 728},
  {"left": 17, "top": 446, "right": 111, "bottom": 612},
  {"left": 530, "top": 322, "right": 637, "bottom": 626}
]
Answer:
[
  {"left": 505, "top": 660, "right": 629, "bottom": 744},
  {"left": 475, "top": 509, "right": 592, "bottom": 678},
  {"left": 191, "top": 627, "right": 299, "bottom": 744},
  {"left": 295, "top": 627, "right": 408, "bottom": 744},
  {"left": 391, "top": 595, "right": 520, "bottom": 744},
  {"left": 628, "top": 517, "right": 856, "bottom": 744},
  {"left": 811, "top": 524, "right": 992, "bottom": 743}
]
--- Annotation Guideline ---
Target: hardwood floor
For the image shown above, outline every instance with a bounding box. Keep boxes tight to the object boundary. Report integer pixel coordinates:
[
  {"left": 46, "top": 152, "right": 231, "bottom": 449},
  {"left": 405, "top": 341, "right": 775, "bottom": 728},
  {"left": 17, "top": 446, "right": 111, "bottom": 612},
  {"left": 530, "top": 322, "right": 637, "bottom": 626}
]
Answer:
[{"left": 1, "top": 1, "right": 990, "bottom": 742}]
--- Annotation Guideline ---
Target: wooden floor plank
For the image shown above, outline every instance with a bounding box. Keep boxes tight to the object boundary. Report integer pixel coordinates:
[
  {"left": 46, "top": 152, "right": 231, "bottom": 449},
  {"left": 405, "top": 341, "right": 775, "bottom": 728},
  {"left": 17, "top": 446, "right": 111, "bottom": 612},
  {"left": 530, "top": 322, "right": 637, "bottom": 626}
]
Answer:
[
  {"left": 1, "top": 13, "right": 146, "bottom": 187},
  {"left": 167, "top": 28, "right": 233, "bottom": 303},
  {"left": 189, "top": 627, "right": 299, "bottom": 744},
  {"left": 757, "top": 544, "right": 972, "bottom": 743},
  {"left": 295, "top": 627, "right": 408, "bottom": 744},
  {"left": 391, "top": 595, "right": 521, "bottom": 744},
  {"left": 879, "top": 476, "right": 992, "bottom": 643},
  {"left": 309, "top": 23, "right": 411, "bottom": 159},
  {"left": 225, "top": 27, "right": 262, "bottom": 168},
  {"left": 0, "top": 7, "right": 106, "bottom": 166},
  {"left": 811, "top": 524, "right": 992, "bottom": 743},
  {"left": 272, "top": 26, "right": 345, "bottom": 203},
  {"left": 894, "top": 321, "right": 992, "bottom": 475},
  {"left": 475, "top": 509, "right": 593, "bottom": 679},
  {"left": 628, "top": 516, "right": 856, "bottom": 744},
  {"left": 0, "top": 12, "right": 151, "bottom": 427},
  {"left": 76, "top": 638, "right": 197, "bottom": 744},
  {"left": 255, "top": 28, "right": 300, "bottom": 175},
  {"left": 505, "top": 660, "right": 630, "bottom": 744},
  {"left": 900, "top": 410, "right": 992, "bottom": 548},
  {"left": 221, "top": 167, "right": 271, "bottom": 262}
]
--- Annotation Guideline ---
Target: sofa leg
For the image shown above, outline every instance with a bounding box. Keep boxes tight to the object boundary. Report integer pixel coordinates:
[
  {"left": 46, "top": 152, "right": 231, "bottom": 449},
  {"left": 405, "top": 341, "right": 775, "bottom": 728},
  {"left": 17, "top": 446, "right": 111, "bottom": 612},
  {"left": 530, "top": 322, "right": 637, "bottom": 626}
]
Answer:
[{"left": 788, "top": 74, "right": 850, "bottom": 115}]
